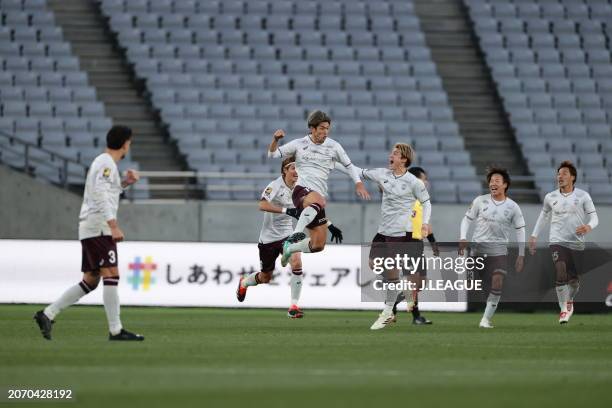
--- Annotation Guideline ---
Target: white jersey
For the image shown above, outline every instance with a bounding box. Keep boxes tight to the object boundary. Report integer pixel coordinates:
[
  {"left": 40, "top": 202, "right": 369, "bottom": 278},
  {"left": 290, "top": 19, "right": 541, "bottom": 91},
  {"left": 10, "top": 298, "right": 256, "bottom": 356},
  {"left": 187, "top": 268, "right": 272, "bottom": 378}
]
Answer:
[
  {"left": 361, "top": 168, "right": 430, "bottom": 237},
  {"left": 78, "top": 153, "right": 123, "bottom": 240},
  {"left": 465, "top": 195, "right": 525, "bottom": 256},
  {"left": 276, "top": 135, "right": 358, "bottom": 197},
  {"left": 539, "top": 188, "right": 597, "bottom": 250},
  {"left": 259, "top": 176, "right": 294, "bottom": 244}
]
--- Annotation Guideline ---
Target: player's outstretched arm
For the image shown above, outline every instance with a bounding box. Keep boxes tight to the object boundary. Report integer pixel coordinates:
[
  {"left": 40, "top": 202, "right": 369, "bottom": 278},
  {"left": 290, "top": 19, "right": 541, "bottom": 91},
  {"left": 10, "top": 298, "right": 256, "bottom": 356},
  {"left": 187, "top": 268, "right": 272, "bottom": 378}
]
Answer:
[
  {"left": 267, "top": 129, "right": 284, "bottom": 158},
  {"left": 258, "top": 200, "right": 300, "bottom": 218}
]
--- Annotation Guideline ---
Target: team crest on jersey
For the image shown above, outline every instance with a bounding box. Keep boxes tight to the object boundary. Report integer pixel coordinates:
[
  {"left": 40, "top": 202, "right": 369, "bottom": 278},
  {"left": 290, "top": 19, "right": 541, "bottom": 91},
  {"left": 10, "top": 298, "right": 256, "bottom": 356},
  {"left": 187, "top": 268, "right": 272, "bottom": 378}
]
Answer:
[
  {"left": 264, "top": 187, "right": 273, "bottom": 197},
  {"left": 102, "top": 168, "right": 111, "bottom": 178}
]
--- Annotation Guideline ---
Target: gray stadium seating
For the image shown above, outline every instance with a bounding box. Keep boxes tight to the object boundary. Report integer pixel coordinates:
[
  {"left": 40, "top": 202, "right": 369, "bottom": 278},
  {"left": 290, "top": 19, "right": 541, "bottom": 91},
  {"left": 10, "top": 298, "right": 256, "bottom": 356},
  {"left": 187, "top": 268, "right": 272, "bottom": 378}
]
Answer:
[
  {"left": 467, "top": 0, "right": 612, "bottom": 203},
  {"left": 0, "top": 0, "right": 147, "bottom": 194},
  {"left": 100, "top": 0, "right": 478, "bottom": 202}
]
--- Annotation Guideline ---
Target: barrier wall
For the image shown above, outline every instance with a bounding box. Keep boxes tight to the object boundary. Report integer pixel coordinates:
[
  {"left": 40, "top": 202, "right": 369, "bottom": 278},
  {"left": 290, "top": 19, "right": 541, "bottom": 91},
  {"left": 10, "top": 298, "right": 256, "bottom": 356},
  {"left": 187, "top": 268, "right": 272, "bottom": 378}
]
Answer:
[{"left": 0, "top": 239, "right": 466, "bottom": 311}]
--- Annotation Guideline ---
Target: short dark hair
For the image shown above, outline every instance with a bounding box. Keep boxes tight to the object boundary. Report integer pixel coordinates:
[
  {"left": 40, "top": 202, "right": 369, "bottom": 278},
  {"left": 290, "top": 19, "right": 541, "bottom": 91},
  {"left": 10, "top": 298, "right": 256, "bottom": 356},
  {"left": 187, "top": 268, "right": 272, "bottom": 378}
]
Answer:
[
  {"left": 106, "top": 125, "right": 132, "bottom": 149},
  {"left": 486, "top": 167, "right": 511, "bottom": 192},
  {"left": 307, "top": 110, "right": 331, "bottom": 129},
  {"left": 409, "top": 166, "right": 427, "bottom": 179},
  {"left": 557, "top": 160, "right": 577, "bottom": 184}
]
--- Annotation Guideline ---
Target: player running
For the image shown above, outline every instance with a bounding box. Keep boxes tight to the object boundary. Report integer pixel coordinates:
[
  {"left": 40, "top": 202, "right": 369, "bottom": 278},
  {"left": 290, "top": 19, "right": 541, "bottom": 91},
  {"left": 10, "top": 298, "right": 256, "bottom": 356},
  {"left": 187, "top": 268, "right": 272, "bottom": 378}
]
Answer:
[
  {"left": 34, "top": 125, "right": 144, "bottom": 341},
  {"left": 528, "top": 161, "right": 599, "bottom": 324},
  {"left": 391, "top": 166, "right": 438, "bottom": 325},
  {"left": 236, "top": 156, "right": 343, "bottom": 318},
  {"left": 361, "top": 144, "right": 431, "bottom": 330},
  {"left": 458, "top": 167, "right": 526, "bottom": 329},
  {"left": 267, "top": 110, "right": 369, "bottom": 267}
]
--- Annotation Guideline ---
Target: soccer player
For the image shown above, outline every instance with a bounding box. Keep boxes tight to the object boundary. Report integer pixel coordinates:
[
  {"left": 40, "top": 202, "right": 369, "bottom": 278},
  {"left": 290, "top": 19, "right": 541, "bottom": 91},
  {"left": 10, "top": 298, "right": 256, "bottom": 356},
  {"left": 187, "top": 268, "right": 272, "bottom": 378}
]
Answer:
[
  {"left": 267, "top": 110, "right": 369, "bottom": 267},
  {"left": 236, "top": 156, "right": 343, "bottom": 318},
  {"left": 360, "top": 144, "right": 431, "bottom": 330},
  {"left": 459, "top": 167, "right": 526, "bottom": 329},
  {"left": 528, "top": 161, "right": 599, "bottom": 324},
  {"left": 33, "top": 125, "right": 144, "bottom": 341},
  {"left": 391, "top": 166, "right": 438, "bottom": 325}
]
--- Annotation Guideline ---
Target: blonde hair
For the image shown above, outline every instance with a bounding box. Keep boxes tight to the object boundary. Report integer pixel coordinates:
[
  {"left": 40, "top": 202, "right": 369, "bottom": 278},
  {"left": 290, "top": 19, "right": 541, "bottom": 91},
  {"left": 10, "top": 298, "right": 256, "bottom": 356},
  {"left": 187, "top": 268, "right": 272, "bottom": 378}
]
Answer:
[{"left": 394, "top": 143, "right": 415, "bottom": 168}]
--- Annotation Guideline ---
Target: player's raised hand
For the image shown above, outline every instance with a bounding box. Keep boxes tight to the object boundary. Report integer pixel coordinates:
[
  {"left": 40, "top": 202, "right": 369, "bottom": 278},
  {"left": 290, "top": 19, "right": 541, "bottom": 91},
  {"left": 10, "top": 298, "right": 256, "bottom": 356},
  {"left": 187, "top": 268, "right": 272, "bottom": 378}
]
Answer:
[
  {"left": 458, "top": 239, "right": 468, "bottom": 256},
  {"left": 123, "top": 169, "right": 140, "bottom": 186},
  {"left": 515, "top": 255, "right": 525, "bottom": 273},
  {"left": 528, "top": 236, "right": 537, "bottom": 255},
  {"left": 355, "top": 181, "right": 370, "bottom": 200},
  {"left": 273, "top": 129, "right": 285, "bottom": 141},
  {"left": 576, "top": 224, "right": 592, "bottom": 236}
]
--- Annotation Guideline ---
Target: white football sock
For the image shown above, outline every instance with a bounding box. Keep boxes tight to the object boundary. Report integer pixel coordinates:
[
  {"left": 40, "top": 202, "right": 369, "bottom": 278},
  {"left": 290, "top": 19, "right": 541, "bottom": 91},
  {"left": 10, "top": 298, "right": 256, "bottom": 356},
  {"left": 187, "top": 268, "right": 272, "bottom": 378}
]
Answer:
[
  {"left": 483, "top": 293, "right": 501, "bottom": 322},
  {"left": 290, "top": 270, "right": 303, "bottom": 305},
  {"left": 242, "top": 272, "right": 260, "bottom": 287},
  {"left": 103, "top": 277, "right": 123, "bottom": 335},
  {"left": 568, "top": 281, "right": 580, "bottom": 301},
  {"left": 287, "top": 238, "right": 312, "bottom": 254},
  {"left": 44, "top": 280, "right": 92, "bottom": 320},
  {"left": 556, "top": 284, "right": 569, "bottom": 312},
  {"left": 293, "top": 206, "right": 318, "bottom": 233}
]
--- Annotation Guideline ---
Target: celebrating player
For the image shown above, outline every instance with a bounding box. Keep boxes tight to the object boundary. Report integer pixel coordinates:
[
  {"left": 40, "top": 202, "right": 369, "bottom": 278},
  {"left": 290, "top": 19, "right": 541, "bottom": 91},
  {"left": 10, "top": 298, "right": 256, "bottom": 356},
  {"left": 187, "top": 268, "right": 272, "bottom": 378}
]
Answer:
[
  {"left": 361, "top": 144, "right": 431, "bottom": 330},
  {"left": 267, "top": 110, "right": 369, "bottom": 267},
  {"left": 459, "top": 167, "right": 526, "bottom": 329},
  {"left": 528, "top": 161, "right": 599, "bottom": 324},
  {"left": 236, "top": 156, "right": 343, "bottom": 318},
  {"left": 34, "top": 125, "right": 144, "bottom": 341},
  {"left": 391, "top": 166, "right": 438, "bottom": 325}
]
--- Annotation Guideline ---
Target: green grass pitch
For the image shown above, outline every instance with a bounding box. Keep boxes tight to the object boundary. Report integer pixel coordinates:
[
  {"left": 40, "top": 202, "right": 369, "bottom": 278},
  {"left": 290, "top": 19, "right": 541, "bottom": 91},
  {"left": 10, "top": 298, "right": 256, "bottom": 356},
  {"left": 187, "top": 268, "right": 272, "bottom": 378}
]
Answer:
[{"left": 1, "top": 305, "right": 611, "bottom": 408}]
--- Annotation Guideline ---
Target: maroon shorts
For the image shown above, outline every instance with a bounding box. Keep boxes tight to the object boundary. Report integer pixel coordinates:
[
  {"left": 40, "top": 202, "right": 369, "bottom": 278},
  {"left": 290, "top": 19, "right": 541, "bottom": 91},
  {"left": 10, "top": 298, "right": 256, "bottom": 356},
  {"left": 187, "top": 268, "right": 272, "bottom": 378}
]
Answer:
[
  {"left": 369, "top": 233, "right": 426, "bottom": 276},
  {"left": 292, "top": 185, "right": 327, "bottom": 229},
  {"left": 549, "top": 245, "right": 583, "bottom": 277},
  {"left": 81, "top": 235, "right": 118, "bottom": 272},
  {"left": 482, "top": 255, "right": 508, "bottom": 276},
  {"left": 258, "top": 238, "right": 286, "bottom": 272}
]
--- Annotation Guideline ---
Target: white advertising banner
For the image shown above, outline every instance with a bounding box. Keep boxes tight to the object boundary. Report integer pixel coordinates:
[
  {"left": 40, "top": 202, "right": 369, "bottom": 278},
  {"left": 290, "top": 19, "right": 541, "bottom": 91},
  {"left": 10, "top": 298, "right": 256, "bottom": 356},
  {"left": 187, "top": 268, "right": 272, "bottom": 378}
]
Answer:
[{"left": 0, "top": 240, "right": 466, "bottom": 311}]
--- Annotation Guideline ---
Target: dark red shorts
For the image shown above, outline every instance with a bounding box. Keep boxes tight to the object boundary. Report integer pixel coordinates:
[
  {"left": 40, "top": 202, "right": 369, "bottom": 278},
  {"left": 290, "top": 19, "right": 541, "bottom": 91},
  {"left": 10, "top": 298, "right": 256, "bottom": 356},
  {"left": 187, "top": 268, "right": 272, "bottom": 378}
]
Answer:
[
  {"left": 369, "top": 233, "right": 426, "bottom": 276},
  {"left": 81, "top": 235, "right": 117, "bottom": 272},
  {"left": 482, "top": 255, "right": 508, "bottom": 276},
  {"left": 549, "top": 245, "right": 583, "bottom": 277},
  {"left": 292, "top": 185, "right": 327, "bottom": 229},
  {"left": 258, "top": 238, "right": 286, "bottom": 272}
]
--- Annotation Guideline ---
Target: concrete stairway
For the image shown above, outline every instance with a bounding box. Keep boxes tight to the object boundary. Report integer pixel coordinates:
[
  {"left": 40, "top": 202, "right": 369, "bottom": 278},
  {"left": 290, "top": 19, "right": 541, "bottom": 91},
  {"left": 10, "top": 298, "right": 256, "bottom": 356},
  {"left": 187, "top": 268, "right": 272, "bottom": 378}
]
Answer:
[
  {"left": 414, "top": 0, "right": 539, "bottom": 203},
  {"left": 47, "top": 0, "right": 202, "bottom": 199}
]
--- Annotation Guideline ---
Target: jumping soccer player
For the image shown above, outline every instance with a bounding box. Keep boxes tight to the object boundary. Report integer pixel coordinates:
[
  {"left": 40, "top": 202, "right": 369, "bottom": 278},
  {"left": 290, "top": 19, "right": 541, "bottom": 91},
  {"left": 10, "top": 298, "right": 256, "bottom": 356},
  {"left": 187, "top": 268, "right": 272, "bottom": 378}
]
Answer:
[
  {"left": 267, "top": 110, "right": 369, "bottom": 267},
  {"left": 528, "top": 161, "right": 598, "bottom": 324},
  {"left": 459, "top": 167, "right": 526, "bottom": 329},
  {"left": 34, "top": 125, "right": 144, "bottom": 341},
  {"left": 236, "top": 156, "right": 343, "bottom": 318},
  {"left": 391, "top": 166, "right": 438, "bottom": 325}
]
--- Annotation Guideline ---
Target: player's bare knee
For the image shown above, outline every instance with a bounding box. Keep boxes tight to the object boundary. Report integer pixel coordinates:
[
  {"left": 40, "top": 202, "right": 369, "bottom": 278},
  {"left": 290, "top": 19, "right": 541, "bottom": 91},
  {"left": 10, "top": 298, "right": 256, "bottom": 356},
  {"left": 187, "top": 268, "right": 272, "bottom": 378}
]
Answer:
[
  {"left": 491, "top": 273, "right": 504, "bottom": 290},
  {"left": 83, "top": 272, "right": 101, "bottom": 289}
]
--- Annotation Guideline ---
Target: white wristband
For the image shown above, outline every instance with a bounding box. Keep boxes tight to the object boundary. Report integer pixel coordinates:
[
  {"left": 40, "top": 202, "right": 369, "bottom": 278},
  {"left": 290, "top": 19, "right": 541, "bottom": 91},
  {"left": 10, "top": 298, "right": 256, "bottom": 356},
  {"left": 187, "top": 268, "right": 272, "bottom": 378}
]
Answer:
[{"left": 282, "top": 208, "right": 287, "bottom": 214}]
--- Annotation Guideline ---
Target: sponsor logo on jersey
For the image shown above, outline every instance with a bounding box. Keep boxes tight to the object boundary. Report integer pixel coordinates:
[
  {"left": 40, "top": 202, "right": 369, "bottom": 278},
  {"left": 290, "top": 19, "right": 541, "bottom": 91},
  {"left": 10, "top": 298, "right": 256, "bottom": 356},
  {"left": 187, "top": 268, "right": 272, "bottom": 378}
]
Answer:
[{"left": 103, "top": 168, "right": 111, "bottom": 178}]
